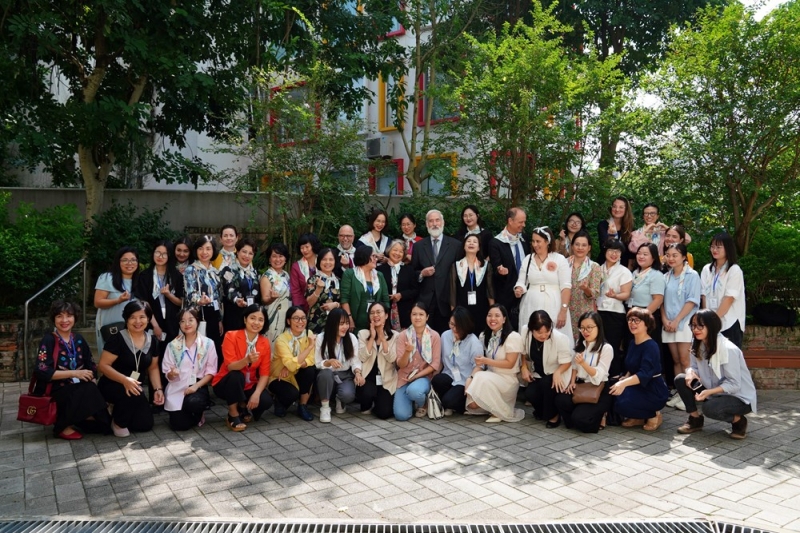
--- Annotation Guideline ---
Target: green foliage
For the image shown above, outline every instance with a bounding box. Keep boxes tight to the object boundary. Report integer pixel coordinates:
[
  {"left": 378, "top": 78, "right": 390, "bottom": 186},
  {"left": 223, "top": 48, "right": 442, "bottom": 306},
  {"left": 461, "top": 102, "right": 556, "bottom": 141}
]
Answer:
[
  {"left": 213, "top": 70, "right": 372, "bottom": 257},
  {"left": 438, "top": 2, "right": 627, "bottom": 211},
  {"left": 738, "top": 224, "right": 800, "bottom": 307},
  {"left": 85, "top": 201, "right": 180, "bottom": 275},
  {"left": 641, "top": 1, "right": 800, "bottom": 256},
  {"left": 0, "top": 197, "right": 85, "bottom": 314}
]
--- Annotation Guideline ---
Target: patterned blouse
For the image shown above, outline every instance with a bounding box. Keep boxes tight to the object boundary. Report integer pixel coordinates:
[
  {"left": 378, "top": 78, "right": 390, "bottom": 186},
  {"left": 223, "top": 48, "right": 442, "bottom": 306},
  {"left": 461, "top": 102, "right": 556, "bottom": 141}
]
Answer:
[
  {"left": 34, "top": 332, "right": 96, "bottom": 394},
  {"left": 183, "top": 261, "right": 223, "bottom": 306},
  {"left": 304, "top": 273, "right": 341, "bottom": 333}
]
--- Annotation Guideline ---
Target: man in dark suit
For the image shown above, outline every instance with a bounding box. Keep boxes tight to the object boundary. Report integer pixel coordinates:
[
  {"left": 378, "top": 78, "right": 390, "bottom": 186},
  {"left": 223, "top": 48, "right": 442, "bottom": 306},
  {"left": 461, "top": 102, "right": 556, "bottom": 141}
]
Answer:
[
  {"left": 410, "top": 209, "right": 459, "bottom": 334},
  {"left": 488, "top": 207, "right": 530, "bottom": 330}
]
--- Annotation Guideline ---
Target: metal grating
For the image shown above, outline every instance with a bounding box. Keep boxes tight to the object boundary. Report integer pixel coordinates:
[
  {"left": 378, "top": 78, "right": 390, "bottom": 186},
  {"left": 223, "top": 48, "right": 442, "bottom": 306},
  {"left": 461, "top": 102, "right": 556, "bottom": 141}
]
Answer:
[{"left": 0, "top": 522, "right": 780, "bottom": 533}]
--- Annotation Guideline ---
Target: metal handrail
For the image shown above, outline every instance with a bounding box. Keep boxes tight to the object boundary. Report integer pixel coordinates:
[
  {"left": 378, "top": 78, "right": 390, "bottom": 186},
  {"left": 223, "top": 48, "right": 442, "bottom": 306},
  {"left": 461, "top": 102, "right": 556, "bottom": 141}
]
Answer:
[{"left": 22, "top": 258, "right": 88, "bottom": 380}]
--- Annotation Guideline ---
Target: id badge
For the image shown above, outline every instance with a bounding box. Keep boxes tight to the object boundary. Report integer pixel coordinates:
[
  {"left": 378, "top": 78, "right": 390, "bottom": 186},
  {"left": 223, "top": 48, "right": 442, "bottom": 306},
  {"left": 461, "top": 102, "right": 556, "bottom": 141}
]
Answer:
[
  {"left": 130, "top": 371, "right": 140, "bottom": 381},
  {"left": 190, "top": 372, "right": 197, "bottom": 383},
  {"left": 160, "top": 332, "right": 167, "bottom": 341},
  {"left": 213, "top": 300, "right": 220, "bottom": 311},
  {"left": 467, "top": 291, "right": 477, "bottom": 306},
  {"left": 72, "top": 377, "right": 80, "bottom": 384},
  {"left": 247, "top": 297, "right": 254, "bottom": 306},
  {"left": 709, "top": 297, "right": 719, "bottom": 308},
  {"left": 245, "top": 371, "right": 251, "bottom": 384},
  {"left": 376, "top": 375, "right": 383, "bottom": 386},
  {"left": 452, "top": 367, "right": 461, "bottom": 383},
  {"left": 161, "top": 306, "right": 167, "bottom": 319},
  {"left": 367, "top": 298, "right": 375, "bottom": 305},
  {"left": 601, "top": 299, "right": 613, "bottom": 310}
]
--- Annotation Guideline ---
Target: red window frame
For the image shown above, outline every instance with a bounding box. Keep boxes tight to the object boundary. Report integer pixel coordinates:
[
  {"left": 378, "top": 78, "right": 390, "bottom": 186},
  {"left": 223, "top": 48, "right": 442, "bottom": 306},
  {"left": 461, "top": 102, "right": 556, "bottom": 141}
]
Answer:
[
  {"left": 269, "top": 82, "right": 321, "bottom": 147},
  {"left": 369, "top": 158, "right": 404, "bottom": 195},
  {"left": 416, "top": 72, "right": 460, "bottom": 127}
]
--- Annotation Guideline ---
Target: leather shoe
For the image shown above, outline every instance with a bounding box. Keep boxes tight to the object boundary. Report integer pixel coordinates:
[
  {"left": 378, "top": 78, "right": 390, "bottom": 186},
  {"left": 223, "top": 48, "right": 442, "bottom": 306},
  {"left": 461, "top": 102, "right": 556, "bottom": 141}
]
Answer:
[
  {"left": 644, "top": 411, "right": 663, "bottom": 431},
  {"left": 57, "top": 428, "right": 83, "bottom": 440},
  {"left": 545, "top": 417, "right": 561, "bottom": 429},
  {"left": 621, "top": 418, "right": 645, "bottom": 428}
]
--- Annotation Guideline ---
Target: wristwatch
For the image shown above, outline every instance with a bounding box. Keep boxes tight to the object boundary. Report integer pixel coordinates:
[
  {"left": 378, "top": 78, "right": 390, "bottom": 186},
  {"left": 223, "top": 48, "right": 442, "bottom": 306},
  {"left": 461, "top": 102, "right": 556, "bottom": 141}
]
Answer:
[{"left": 561, "top": 303, "right": 568, "bottom": 308}]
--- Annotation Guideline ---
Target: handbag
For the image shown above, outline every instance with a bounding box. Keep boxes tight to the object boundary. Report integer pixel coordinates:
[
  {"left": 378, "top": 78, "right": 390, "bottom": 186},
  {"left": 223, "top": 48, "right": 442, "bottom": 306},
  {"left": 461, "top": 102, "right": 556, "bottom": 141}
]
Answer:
[
  {"left": 572, "top": 346, "right": 603, "bottom": 404},
  {"left": 17, "top": 339, "right": 59, "bottom": 426},
  {"left": 198, "top": 306, "right": 208, "bottom": 336},
  {"left": 572, "top": 382, "right": 603, "bottom": 404},
  {"left": 511, "top": 252, "right": 533, "bottom": 329},
  {"left": 426, "top": 388, "right": 445, "bottom": 420},
  {"left": 100, "top": 322, "right": 126, "bottom": 343}
]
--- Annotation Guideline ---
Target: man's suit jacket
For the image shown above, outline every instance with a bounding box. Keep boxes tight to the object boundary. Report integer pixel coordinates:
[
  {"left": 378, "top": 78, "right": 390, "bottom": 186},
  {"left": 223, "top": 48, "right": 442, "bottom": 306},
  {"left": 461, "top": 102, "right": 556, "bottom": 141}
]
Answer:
[
  {"left": 410, "top": 235, "right": 459, "bottom": 318},
  {"left": 488, "top": 235, "right": 531, "bottom": 312}
]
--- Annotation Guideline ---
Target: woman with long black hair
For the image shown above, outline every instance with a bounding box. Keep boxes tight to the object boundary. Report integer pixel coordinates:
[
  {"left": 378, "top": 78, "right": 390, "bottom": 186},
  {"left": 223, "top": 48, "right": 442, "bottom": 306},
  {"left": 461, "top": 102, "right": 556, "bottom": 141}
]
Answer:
[
  {"left": 135, "top": 240, "right": 184, "bottom": 345},
  {"left": 94, "top": 246, "right": 140, "bottom": 352},
  {"left": 315, "top": 308, "right": 363, "bottom": 422}
]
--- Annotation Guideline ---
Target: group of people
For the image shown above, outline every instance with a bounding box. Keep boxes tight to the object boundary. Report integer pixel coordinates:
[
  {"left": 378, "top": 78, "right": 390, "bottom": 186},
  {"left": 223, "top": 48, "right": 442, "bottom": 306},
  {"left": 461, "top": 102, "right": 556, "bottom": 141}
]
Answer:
[{"left": 32, "top": 199, "right": 756, "bottom": 442}]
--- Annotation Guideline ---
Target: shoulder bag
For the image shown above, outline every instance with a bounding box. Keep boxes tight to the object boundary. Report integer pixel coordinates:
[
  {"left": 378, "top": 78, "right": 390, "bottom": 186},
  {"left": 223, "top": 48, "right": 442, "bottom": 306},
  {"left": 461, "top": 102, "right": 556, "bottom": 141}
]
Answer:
[
  {"left": 17, "top": 335, "right": 60, "bottom": 425},
  {"left": 426, "top": 388, "right": 445, "bottom": 420},
  {"left": 572, "top": 348, "right": 603, "bottom": 404}
]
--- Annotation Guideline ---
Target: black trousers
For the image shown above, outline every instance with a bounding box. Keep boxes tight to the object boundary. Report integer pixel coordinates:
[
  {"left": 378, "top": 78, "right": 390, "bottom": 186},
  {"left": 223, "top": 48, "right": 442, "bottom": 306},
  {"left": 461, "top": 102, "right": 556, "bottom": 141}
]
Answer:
[
  {"left": 212, "top": 371, "right": 273, "bottom": 419},
  {"left": 431, "top": 373, "right": 467, "bottom": 413},
  {"left": 523, "top": 374, "right": 558, "bottom": 421},
  {"left": 599, "top": 311, "right": 627, "bottom": 377},
  {"left": 98, "top": 378, "right": 154, "bottom": 432},
  {"left": 357, "top": 366, "right": 394, "bottom": 419},
  {"left": 167, "top": 386, "right": 210, "bottom": 431},
  {"left": 554, "top": 383, "right": 613, "bottom": 433},
  {"left": 269, "top": 366, "right": 317, "bottom": 408}
]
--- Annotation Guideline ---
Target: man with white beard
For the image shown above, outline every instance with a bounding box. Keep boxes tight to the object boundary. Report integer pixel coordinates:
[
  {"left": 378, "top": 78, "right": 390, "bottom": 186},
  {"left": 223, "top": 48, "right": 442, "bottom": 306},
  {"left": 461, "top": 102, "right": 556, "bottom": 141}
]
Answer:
[{"left": 410, "top": 210, "right": 459, "bottom": 333}]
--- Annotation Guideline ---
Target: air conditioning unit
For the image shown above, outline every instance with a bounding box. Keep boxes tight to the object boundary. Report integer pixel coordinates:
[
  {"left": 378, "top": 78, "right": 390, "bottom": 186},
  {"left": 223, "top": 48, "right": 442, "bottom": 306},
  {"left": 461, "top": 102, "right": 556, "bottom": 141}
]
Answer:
[{"left": 366, "top": 136, "right": 393, "bottom": 159}]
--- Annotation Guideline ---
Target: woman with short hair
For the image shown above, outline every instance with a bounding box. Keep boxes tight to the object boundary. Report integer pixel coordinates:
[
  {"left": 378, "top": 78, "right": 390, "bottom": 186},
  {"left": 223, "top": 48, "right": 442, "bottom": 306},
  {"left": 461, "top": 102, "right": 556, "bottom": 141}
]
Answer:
[
  {"left": 260, "top": 242, "right": 292, "bottom": 343},
  {"left": 431, "top": 306, "right": 482, "bottom": 416},
  {"left": 183, "top": 235, "right": 224, "bottom": 354},
  {"left": 35, "top": 300, "right": 111, "bottom": 439},
  {"left": 98, "top": 301, "right": 164, "bottom": 437},
  {"left": 269, "top": 306, "right": 317, "bottom": 421},
  {"left": 290, "top": 233, "right": 321, "bottom": 311},
  {"left": 377, "top": 239, "right": 419, "bottom": 330},
  {"left": 220, "top": 238, "right": 261, "bottom": 333}
]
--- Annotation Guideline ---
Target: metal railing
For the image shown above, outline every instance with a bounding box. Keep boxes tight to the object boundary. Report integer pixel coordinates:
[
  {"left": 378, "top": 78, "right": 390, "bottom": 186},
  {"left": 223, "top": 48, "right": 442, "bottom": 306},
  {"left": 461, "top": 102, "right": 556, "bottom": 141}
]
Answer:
[{"left": 22, "top": 258, "right": 88, "bottom": 380}]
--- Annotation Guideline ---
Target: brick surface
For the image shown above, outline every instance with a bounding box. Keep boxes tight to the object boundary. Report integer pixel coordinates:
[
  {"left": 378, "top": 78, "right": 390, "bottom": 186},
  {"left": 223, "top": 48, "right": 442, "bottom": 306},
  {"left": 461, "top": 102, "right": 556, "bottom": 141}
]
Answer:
[{"left": 1, "top": 384, "right": 799, "bottom": 531}]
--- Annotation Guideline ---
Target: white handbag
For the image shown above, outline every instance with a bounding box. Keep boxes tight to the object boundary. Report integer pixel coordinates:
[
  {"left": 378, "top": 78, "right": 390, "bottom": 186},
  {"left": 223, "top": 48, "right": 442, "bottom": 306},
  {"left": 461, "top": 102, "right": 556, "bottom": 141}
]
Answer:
[{"left": 427, "top": 388, "right": 445, "bottom": 420}]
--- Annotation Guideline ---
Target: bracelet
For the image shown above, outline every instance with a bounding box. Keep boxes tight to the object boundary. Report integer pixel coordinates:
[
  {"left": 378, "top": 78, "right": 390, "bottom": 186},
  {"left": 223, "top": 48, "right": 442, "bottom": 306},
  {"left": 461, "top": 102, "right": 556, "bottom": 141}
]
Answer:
[{"left": 153, "top": 388, "right": 163, "bottom": 392}]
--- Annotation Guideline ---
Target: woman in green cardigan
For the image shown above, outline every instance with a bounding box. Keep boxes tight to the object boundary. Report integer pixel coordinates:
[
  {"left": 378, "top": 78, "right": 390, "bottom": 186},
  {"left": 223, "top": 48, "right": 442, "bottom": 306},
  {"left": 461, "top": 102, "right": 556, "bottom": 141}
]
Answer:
[{"left": 341, "top": 246, "right": 390, "bottom": 331}]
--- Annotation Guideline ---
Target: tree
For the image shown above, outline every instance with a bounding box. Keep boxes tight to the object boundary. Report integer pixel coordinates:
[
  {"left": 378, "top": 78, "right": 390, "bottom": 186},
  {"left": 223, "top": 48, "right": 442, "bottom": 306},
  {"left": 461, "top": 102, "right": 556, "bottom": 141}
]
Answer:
[
  {"left": 1, "top": 0, "right": 404, "bottom": 224},
  {"left": 643, "top": 1, "right": 800, "bottom": 255},
  {"left": 439, "top": 3, "right": 626, "bottom": 213}
]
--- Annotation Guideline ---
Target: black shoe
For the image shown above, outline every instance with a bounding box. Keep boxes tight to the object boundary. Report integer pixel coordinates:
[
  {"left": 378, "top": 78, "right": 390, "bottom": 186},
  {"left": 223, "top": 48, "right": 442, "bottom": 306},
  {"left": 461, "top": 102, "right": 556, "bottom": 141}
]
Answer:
[
  {"left": 546, "top": 417, "right": 561, "bottom": 429},
  {"left": 297, "top": 404, "right": 314, "bottom": 421},
  {"left": 677, "top": 414, "right": 704, "bottom": 434},
  {"left": 274, "top": 404, "right": 287, "bottom": 418},
  {"left": 730, "top": 415, "right": 748, "bottom": 439}
]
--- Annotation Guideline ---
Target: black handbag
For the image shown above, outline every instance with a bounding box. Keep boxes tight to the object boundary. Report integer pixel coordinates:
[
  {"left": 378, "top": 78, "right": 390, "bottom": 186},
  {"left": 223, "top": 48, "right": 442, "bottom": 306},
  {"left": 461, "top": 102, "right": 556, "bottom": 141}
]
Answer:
[{"left": 100, "top": 322, "right": 126, "bottom": 343}]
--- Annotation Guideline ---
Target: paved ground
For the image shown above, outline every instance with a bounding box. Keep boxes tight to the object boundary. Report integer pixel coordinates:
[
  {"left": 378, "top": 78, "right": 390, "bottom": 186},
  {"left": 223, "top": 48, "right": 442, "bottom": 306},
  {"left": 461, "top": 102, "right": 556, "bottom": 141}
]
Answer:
[{"left": 1, "top": 382, "right": 799, "bottom": 532}]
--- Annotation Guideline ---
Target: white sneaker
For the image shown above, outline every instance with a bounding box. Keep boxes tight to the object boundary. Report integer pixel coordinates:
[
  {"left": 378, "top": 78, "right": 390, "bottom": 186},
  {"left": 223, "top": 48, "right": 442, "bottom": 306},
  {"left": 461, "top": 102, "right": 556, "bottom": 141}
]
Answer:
[
  {"left": 335, "top": 398, "right": 346, "bottom": 414},
  {"left": 320, "top": 405, "right": 332, "bottom": 423},
  {"left": 111, "top": 421, "right": 130, "bottom": 438},
  {"left": 443, "top": 409, "right": 454, "bottom": 417},
  {"left": 666, "top": 391, "right": 680, "bottom": 408},
  {"left": 674, "top": 397, "right": 687, "bottom": 411}
]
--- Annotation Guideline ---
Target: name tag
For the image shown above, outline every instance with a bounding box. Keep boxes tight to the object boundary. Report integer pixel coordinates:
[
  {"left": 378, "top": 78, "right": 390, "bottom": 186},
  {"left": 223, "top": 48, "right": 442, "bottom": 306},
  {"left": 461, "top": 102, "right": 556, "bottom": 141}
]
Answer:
[
  {"left": 161, "top": 306, "right": 167, "bottom": 318},
  {"left": 376, "top": 375, "right": 383, "bottom": 386},
  {"left": 467, "top": 291, "right": 477, "bottom": 306},
  {"left": 601, "top": 299, "right": 613, "bottom": 310},
  {"left": 213, "top": 300, "right": 220, "bottom": 311},
  {"left": 160, "top": 332, "right": 167, "bottom": 341},
  {"left": 709, "top": 297, "right": 719, "bottom": 308},
  {"left": 130, "top": 371, "right": 140, "bottom": 381},
  {"left": 247, "top": 297, "right": 254, "bottom": 306},
  {"left": 72, "top": 377, "right": 80, "bottom": 384}
]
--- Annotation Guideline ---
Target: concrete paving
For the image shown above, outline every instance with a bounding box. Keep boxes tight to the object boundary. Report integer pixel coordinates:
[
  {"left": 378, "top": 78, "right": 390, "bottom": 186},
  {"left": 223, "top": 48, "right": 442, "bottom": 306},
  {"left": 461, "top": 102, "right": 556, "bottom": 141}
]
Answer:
[{"left": 1, "top": 382, "right": 799, "bottom": 531}]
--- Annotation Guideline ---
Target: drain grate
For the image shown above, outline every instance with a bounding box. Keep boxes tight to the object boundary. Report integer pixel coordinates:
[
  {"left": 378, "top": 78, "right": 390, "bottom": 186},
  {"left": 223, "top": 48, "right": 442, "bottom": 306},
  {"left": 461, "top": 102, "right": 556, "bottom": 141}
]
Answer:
[{"left": 0, "top": 521, "right": 779, "bottom": 533}]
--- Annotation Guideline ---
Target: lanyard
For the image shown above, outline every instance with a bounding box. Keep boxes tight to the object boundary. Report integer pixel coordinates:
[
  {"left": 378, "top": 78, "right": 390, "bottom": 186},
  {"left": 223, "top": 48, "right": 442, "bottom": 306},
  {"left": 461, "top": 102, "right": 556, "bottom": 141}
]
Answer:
[
  {"left": 468, "top": 269, "right": 475, "bottom": 291},
  {"left": 184, "top": 345, "right": 198, "bottom": 368},
  {"left": 366, "top": 283, "right": 374, "bottom": 298},
  {"left": 61, "top": 335, "right": 78, "bottom": 370},
  {"left": 244, "top": 275, "right": 253, "bottom": 293}
]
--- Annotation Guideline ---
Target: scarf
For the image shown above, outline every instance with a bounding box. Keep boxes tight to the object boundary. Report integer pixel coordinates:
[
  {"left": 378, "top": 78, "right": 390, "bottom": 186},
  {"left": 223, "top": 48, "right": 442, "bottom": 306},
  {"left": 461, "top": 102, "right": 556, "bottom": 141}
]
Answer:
[
  {"left": 569, "top": 256, "right": 593, "bottom": 282},
  {"left": 219, "top": 249, "right": 236, "bottom": 269},
  {"left": 152, "top": 269, "right": 168, "bottom": 301},
  {"left": 176, "top": 261, "right": 189, "bottom": 274},
  {"left": 337, "top": 244, "right": 356, "bottom": 267},
  {"left": 495, "top": 228, "right": 521, "bottom": 245},
  {"left": 167, "top": 334, "right": 210, "bottom": 370},
  {"left": 455, "top": 258, "right": 488, "bottom": 288},
  {"left": 289, "top": 331, "right": 307, "bottom": 358},
  {"left": 316, "top": 272, "right": 339, "bottom": 292},
  {"left": 706, "top": 335, "right": 731, "bottom": 379},
  {"left": 190, "top": 260, "right": 219, "bottom": 298},
  {"left": 633, "top": 267, "right": 652, "bottom": 288},
  {"left": 359, "top": 232, "right": 388, "bottom": 255},
  {"left": 466, "top": 227, "right": 482, "bottom": 236},
  {"left": 406, "top": 326, "right": 433, "bottom": 364},
  {"left": 487, "top": 330, "right": 501, "bottom": 360},
  {"left": 297, "top": 258, "right": 316, "bottom": 282},
  {"left": 354, "top": 266, "right": 381, "bottom": 293}
]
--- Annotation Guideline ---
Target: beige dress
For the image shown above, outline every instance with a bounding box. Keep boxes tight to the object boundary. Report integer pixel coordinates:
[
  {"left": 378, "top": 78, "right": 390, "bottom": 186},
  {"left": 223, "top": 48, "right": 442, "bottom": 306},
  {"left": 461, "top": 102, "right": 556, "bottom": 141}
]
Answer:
[{"left": 466, "top": 331, "right": 525, "bottom": 422}]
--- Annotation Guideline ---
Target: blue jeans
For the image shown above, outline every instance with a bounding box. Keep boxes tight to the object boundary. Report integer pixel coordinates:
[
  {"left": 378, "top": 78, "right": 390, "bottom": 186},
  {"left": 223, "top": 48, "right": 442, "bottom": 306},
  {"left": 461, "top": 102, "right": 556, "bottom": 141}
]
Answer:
[{"left": 394, "top": 379, "right": 431, "bottom": 421}]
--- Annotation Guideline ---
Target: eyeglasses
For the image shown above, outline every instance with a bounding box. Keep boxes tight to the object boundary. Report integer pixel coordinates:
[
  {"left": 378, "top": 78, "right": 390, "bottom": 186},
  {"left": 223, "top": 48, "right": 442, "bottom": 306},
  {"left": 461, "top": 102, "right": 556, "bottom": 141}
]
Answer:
[
  {"left": 368, "top": 310, "right": 385, "bottom": 316},
  {"left": 567, "top": 219, "right": 582, "bottom": 225},
  {"left": 627, "top": 317, "right": 642, "bottom": 325},
  {"left": 339, "top": 235, "right": 354, "bottom": 239},
  {"left": 120, "top": 258, "right": 138, "bottom": 264},
  {"left": 643, "top": 211, "right": 659, "bottom": 217},
  {"left": 579, "top": 326, "right": 597, "bottom": 332},
  {"left": 291, "top": 316, "right": 307, "bottom": 322},
  {"left": 154, "top": 252, "right": 168, "bottom": 258},
  {"left": 179, "top": 319, "right": 197, "bottom": 325},
  {"left": 709, "top": 245, "right": 723, "bottom": 251},
  {"left": 689, "top": 323, "right": 705, "bottom": 331}
]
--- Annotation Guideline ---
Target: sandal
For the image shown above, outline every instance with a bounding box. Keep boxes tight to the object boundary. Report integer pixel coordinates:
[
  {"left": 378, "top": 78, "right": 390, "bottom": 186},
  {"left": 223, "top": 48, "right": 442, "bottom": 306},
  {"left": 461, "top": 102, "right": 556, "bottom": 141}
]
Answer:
[
  {"left": 415, "top": 407, "right": 427, "bottom": 418},
  {"left": 599, "top": 413, "right": 607, "bottom": 430},
  {"left": 240, "top": 408, "right": 253, "bottom": 424},
  {"left": 226, "top": 415, "right": 247, "bottom": 432}
]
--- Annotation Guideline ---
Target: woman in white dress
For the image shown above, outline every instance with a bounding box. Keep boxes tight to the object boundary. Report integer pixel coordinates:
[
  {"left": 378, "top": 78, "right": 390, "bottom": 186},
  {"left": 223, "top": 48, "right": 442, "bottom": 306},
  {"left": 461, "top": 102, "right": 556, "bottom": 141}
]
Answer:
[
  {"left": 465, "top": 304, "right": 525, "bottom": 422},
  {"left": 514, "top": 226, "right": 573, "bottom": 341},
  {"left": 260, "top": 243, "right": 292, "bottom": 344}
]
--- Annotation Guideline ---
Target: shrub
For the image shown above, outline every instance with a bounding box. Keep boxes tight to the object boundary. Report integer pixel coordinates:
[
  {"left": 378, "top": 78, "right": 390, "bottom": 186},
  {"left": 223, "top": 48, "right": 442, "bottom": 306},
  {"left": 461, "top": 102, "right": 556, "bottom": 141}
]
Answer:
[
  {"left": 0, "top": 197, "right": 85, "bottom": 315},
  {"left": 86, "top": 201, "right": 180, "bottom": 274}
]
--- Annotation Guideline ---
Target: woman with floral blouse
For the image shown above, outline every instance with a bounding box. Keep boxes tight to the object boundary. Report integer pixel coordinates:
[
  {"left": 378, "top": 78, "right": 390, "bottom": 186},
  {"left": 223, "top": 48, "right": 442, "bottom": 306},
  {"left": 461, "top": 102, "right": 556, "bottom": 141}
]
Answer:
[
  {"left": 220, "top": 238, "right": 261, "bottom": 333},
  {"left": 305, "top": 247, "right": 342, "bottom": 333}
]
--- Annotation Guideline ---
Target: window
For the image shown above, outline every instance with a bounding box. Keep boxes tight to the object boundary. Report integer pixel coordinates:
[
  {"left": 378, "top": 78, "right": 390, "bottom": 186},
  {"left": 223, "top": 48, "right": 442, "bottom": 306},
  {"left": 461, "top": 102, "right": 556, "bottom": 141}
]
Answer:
[
  {"left": 413, "top": 152, "right": 457, "bottom": 194},
  {"left": 378, "top": 75, "right": 404, "bottom": 132},
  {"left": 369, "top": 159, "right": 404, "bottom": 195},
  {"left": 337, "top": 77, "right": 367, "bottom": 130},
  {"left": 416, "top": 71, "right": 460, "bottom": 126},
  {"left": 269, "top": 82, "right": 320, "bottom": 147},
  {"left": 386, "top": 1, "right": 405, "bottom": 37}
]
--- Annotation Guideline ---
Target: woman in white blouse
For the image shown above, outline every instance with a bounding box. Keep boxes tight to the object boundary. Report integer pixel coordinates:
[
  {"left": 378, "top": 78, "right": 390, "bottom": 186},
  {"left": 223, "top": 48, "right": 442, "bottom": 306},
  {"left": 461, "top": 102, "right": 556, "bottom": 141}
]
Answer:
[
  {"left": 700, "top": 232, "right": 746, "bottom": 348},
  {"left": 555, "top": 311, "right": 614, "bottom": 433},
  {"left": 315, "top": 308, "right": 363, "bottom": 423},
  {"left": 357, "top": 208, "right": 392, "bottom": 264},
  {"left": 596, "top": 240, "right": 633, "bottom": 377}
]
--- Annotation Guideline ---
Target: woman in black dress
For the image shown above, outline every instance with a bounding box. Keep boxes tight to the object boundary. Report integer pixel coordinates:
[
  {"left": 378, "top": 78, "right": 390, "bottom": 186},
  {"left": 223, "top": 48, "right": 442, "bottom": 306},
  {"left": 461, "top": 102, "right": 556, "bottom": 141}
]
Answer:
[
  {"left": 449, "top": 234, "right": 494, "bottom": 336},
  {"left": 135, "top": 240, "right": 184, "bottom": 345},
  {"left": 377, "top": 239, "right": 418, "bottom": 330},
  {"left": 98, "top": 301, "right": 165, "bottom": 437},
  {"left": 34, "top": 300, "right": 111, "bottom": 439}
]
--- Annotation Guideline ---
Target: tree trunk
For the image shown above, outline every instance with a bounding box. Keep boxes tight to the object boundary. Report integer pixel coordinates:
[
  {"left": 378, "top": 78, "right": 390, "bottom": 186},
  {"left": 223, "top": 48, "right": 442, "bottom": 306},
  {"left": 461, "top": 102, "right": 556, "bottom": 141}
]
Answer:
[{"left": 80, "top": 145, "right": 114, "bottom": 227}]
